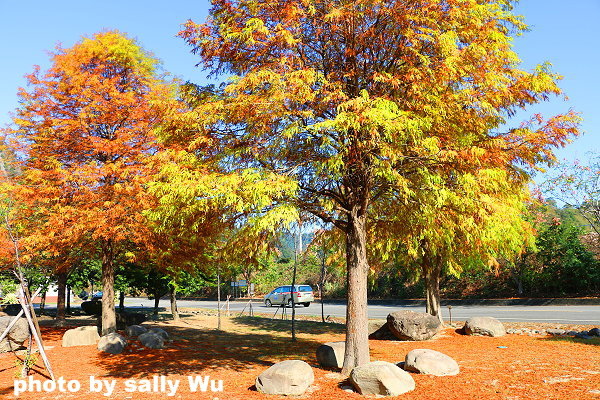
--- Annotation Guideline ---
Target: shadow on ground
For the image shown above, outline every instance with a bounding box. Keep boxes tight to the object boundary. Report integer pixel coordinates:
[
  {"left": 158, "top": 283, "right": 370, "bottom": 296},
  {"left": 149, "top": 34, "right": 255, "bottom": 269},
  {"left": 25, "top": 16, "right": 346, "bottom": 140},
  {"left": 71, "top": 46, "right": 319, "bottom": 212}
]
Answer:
[
  {"left": 544, "top": 336, "right": 600, "bottom": 346},
  {"left": 92, "top": 316, "right": 342, "bottom": 378},
  {"left": 233, "top": 316, "right": 345, "bottom": 335}
]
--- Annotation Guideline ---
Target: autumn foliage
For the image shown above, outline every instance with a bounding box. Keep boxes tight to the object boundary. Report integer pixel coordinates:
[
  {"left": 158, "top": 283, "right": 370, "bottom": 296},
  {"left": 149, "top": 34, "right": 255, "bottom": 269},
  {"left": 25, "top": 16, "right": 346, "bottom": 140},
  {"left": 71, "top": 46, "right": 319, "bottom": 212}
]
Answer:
[
  {"left": 0, "top": 0, "right": 583, "bottom": 377},
  {"left": 179, "top": 0, "right": 580, "bottom": 372},
  {"left": 4, "top": 31, "right": 179, "bottom": 334}
]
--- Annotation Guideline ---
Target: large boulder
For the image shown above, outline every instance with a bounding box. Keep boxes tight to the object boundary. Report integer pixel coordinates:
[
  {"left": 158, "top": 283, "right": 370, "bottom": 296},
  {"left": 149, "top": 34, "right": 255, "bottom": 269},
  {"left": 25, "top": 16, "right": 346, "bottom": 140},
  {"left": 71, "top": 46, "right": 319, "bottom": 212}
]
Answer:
[
  {"left": 463, "top": 317, "right": 505, "bottom": 337},
  {"left": 81, "top": 300, "right": 102, "bottom": 316},
  {"left": 97, "top": 333, "right": 127, "bottom": 354},
  {"left": 387, "top": 310, "right": 442, "bottom": 341},
  {"left": 62, "top": 326, "right": 100, "bottom": 347},
  {"left": 117, "top": 312, "right": 147, "bottom": 329},
  {"left": 0, "top": 304, "right": 22, "bottom": 316},
  {"left": 126, "top": 324, "right": 148, "bottom": 337},
  {"left": 255, "top": 360, "right": 314, "bottom": 395},
  {"left": 316, "top": 341, "right": 345, "bottom": 368},
  {"left": 0, "top": 316, "right": 29, "bottom": 352},
  {"left": 350, "top": 361, "right": 415, "bottom": 396},
  {"left": 138, "top": 332, "right": 165, "bottom": 349},
  {"left": 404, "top": 349, "right": 459, "bottom": 376}
]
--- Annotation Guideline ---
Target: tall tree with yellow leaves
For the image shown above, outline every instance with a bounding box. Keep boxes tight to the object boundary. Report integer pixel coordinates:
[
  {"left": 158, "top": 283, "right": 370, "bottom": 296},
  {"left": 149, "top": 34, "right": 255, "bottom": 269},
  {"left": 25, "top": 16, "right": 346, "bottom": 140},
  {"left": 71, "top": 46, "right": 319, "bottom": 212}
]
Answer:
[{"left": 180, "top": 0, "right": 579, "bottom": 373}]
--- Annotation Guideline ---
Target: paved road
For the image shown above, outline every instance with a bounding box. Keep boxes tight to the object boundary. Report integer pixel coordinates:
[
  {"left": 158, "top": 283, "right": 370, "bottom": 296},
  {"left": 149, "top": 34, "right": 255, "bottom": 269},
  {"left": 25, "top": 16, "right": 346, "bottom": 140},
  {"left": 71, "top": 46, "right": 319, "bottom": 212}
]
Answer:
[{"left": 123, "top": 298, "right": 600, "bottom": 325}]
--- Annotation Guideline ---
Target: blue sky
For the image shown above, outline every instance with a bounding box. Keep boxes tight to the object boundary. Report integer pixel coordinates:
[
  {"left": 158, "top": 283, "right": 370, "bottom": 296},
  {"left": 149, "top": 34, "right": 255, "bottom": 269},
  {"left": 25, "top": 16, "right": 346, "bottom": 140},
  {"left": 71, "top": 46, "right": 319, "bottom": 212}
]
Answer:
[{"left": 0, "top": 0, "right": 597, "bottom": 178}]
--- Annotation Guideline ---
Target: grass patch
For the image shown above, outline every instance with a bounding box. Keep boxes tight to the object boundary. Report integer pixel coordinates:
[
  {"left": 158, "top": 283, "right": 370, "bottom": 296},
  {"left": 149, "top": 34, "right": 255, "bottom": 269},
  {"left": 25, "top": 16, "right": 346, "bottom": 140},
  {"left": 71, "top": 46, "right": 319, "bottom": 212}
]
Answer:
[{"left": 547, "top": 336, "right": 600, "bottom": 346}]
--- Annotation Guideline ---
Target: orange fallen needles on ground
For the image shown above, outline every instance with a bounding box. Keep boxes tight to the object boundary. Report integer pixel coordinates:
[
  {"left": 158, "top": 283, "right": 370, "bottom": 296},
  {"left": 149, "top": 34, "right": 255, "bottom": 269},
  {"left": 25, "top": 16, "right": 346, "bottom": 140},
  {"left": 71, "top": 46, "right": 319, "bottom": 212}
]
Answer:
[{"left": 1, "top": 314, "right": 599, "bottom": 400}]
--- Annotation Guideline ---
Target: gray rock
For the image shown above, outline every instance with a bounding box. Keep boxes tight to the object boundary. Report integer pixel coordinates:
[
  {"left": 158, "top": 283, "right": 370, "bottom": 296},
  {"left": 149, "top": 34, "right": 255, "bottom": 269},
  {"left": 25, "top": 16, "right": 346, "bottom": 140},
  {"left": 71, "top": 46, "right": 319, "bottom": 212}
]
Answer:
[
  {"left": 117, "top": 312, "right": 147, "bottom": 329},
  {"left": 575, "top": 332, "right": 592, "bottom": 340},
  {"left": 547, "top": 329, "right": 566, "bottom": 336},
  {"left": 62, "top": 326, "right": 100, "bottom": 347},
  {"left": 148, "top": 328, "right": 169, "bottom": 340},
  {"left": 404, "top": 349, "right": 459, "bottom": 376},
  {"left": 463, "top": 317, "right": 505, "bottom": 337},
  {"left": 368, "top": 320, "right": 396, "bottom": 340},
  {"left": 139, "top": 332, "right": 165, "bottom": 349},
  {"left": 0, "top": 316, "right": 29, "bottom": 352},
  {"left": 350, "top": 361, "right": 415, "bottom": 396},
  {"left": 316, "top": 341, "right": 345, "bottom": 369},
  {"left": 387, "top": 310, "right": 442, "bottom": 341},
  {"left": 588, "top": 328, "right": 600, "bottom": 337},
  {"left": 0, "top": 304, "right": 21, "bottom": 316},
  {"left": 97, "top": 333, "right": 127, "bottom": 354},
  {"left": 126, "top": 325, "right": 148, "bottom": 337},
  {"left": 256, "top": 360, "right": 314, "bottom": 395},
  {"left": 81, "top": 300, "right": 102, "bottom": 315}
]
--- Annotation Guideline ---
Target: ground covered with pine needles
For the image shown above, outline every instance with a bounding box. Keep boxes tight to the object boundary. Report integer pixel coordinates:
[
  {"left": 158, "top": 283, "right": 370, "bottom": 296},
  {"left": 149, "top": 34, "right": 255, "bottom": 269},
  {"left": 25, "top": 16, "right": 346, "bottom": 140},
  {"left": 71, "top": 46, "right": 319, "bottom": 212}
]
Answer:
[{"left": 1, "top": 311, "right": 598, "bottom": 400}]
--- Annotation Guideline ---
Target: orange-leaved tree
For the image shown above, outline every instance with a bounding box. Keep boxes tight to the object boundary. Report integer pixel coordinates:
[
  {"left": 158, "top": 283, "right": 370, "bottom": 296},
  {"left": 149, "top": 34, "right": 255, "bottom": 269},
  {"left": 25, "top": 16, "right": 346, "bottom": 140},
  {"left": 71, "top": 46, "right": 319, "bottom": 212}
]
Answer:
[
  {"left": 180, "top": 0, "right": 579, "bottom": 373},
  {"left": 4, "top": 31, "right": 179, "bottom": 335}
]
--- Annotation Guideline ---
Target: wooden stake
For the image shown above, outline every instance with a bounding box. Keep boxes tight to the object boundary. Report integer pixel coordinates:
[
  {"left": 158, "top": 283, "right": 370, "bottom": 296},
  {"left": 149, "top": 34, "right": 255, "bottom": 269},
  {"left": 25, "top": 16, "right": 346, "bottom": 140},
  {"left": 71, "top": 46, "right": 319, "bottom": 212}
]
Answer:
[
  {"left": 0, "top": 286, "right": 43, "bottom": 343},
  {"left": 18, "top": 287, "right": 55, "bottom": 381}
]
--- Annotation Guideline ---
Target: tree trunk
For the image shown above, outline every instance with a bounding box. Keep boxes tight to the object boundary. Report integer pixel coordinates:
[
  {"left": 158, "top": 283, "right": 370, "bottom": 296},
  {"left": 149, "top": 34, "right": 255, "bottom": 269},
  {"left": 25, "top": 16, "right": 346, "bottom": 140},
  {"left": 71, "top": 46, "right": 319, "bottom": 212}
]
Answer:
[
  {"left": 66, "top": 285, "right": 71, "bottom": 314},
  {"left": 40, "top": 291, "right": 46, "bottom": 313},
  {"left": 424, "top": 261, "right": 443, "bottom": 324},
  {"left": 153, "top": 290, "right": 160, "bottom": 317},
  {"left": 291, "top": 244, "right": 298, "bottom": 341},
  {"left": 101, "top": 241, "right": 116, "bottom": 335},
  {"left": 217, "top": 270, "right": 221, "bottom": 330},
  {"left": 341, "top": 212, "right": 370, "bottom": 375},
  {"left": 56, "top": 271, "right": 67, "bottom": 325},
  {"left": 511, "top": 271, "right": 524, "bottom": 296},
  {"left": 119, "top": 291, "right": 125, "bottom": 312},
  {"left": 320, "top": 238, "right": 326, "bottom": 323},
  {"left": 170, "top": 284, "right": 180, "bottom": 321}
]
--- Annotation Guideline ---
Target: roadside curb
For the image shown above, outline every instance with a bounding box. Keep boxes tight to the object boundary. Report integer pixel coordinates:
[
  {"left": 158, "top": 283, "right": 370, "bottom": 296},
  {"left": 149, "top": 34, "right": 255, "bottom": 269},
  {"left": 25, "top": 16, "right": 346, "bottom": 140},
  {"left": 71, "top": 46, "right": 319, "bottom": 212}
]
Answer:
[{"left": 174, "top": 297, "right": 600, "bottom": 306}]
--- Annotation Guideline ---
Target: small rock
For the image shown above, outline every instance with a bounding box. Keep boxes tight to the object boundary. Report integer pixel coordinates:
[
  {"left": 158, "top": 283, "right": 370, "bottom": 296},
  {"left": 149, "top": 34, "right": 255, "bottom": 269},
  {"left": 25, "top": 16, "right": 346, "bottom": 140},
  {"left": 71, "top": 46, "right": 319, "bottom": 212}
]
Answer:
[
  {"left": 126, "top": 325, "right": 148, "bottom": 337},
  {"left": 463, "top": 317, "right": 505, "bottom": 337},
  {"left": 97, "top": 333, "right": 127, "bottom": 354},
  {"left": 62, "top": 326, "right": 100, "bottom": 347},
  {"left": 148, "top": 328, "right": 169, "bottom": 340},
  {"left": 255, "top": 360, "right": 314, "bottom": 396},
  {"left": 316, "top": 341, "right": 345, "bottom": 369},
  {"left": 138, "top": 332, "right": 165, "bottom": 349},
  {"left": 547, "top": 329, "right": 566, "bottom": 336},
  {"left": 404, "top": 349, "right": 459, "bottom": 376},
  {"left": 350, "top": 361, "right": 415, "bottom": 397},
  {"left": 340, "top": 384, "right": 354, "bottom": 393}
]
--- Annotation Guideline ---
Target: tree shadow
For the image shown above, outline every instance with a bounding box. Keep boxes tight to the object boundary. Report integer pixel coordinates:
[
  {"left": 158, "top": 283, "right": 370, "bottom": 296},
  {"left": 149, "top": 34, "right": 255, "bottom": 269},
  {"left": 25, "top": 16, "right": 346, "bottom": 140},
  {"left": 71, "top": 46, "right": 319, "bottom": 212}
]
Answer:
[
  {"left": 92, "top": 320, "right": 333, "bottom": 378},
  {"left": 543, "top": 336, "right": 600, "bottom": 346},
  {"left": 232, "top": 316, "right": 345, "bottom": 335}
]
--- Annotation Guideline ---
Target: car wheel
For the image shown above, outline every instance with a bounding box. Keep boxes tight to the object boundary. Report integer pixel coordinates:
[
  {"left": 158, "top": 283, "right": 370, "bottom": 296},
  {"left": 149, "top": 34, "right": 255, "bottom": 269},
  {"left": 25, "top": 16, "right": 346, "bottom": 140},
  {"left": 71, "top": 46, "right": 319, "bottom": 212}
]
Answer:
[
  {"left": 287, "top": 299, "right": 293, "bottom": 307},
  {"left": 265, "top": 299, "right": 272, "bottom": 307},
  {"left": 303, "top": 302, "right": 310, "bottom": 307}
]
